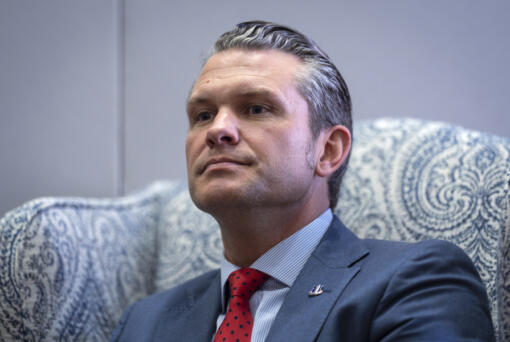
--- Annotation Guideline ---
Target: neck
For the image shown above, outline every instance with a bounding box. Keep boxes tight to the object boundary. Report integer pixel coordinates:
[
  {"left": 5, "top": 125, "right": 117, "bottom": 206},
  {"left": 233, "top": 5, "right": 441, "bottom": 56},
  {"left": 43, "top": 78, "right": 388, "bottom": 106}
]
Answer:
[{"left": 213, "top": 197, "right": 329, "bottom": 267}]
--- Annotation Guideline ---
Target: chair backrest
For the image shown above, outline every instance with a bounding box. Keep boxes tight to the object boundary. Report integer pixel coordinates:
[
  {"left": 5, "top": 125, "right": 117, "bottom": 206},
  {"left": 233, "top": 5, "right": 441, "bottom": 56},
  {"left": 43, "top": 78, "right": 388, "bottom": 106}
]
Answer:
[
  {"left": 0, "top": 118, "right": 508, "bottom": 341},
  {"left": 0, "top": 182, "right": 181, "bottom": 341},
  {"left": 336, "top": 118, "right": 509, "bottom": 341}
]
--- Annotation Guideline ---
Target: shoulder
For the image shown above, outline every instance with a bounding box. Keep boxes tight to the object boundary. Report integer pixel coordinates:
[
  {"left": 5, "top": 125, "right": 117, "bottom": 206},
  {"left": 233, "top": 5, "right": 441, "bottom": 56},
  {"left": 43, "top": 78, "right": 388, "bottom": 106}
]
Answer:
[
  {"left": 359, "top": 239, "right": 494, "bottom": 340},
  {"left": 134, "top": 269, "right": 220, "bottom": 311},
  {"left": 330, "top": 215, "right": 475, "bottom": 276},
  {"left": 362, "top": 238, "right": 476, "bottom": 272},
  {"left": 359, "top": 238, "right": 482, "bottom": 285},
  {"left": 109, "top": 269, "right": 219, "bottom": 341},
  {"left": 364, "top": 238, "right": 470, "bottom": 262}
]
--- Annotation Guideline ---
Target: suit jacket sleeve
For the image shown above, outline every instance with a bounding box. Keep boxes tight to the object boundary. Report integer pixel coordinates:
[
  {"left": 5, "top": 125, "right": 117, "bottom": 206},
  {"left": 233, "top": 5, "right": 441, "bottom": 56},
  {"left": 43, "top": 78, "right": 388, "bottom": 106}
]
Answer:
[{"left": 369, "top": 239, "right": 494, "bottom": 341}]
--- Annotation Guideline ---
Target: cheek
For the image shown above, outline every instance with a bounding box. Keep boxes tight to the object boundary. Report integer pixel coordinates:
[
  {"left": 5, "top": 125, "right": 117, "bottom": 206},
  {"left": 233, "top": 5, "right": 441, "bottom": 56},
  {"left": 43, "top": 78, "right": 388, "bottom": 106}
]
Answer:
[
  {"left": 282, "top": 128, "right": 312, "bottom": 154},
  {"left": 286, "top": 131, "right": 316, "bottom": 169},
  {"left": 185, "top": 134, "right": 200, "bottom": 166},
  {"left": 262, "top": 133, "right": 309, "bottom": 169}
]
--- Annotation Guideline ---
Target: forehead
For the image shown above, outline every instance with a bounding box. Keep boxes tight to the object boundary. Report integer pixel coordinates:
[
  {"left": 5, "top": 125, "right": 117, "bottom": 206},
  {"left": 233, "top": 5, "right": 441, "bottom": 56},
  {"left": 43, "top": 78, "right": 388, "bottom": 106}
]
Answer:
[{"left": 188, "top": 49, "right": 304, "bottom": 102}]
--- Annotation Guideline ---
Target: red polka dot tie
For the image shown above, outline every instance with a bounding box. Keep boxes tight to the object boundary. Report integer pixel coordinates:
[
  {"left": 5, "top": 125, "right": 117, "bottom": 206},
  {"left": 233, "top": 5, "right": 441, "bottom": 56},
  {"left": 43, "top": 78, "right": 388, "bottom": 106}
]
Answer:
[{"left": 214, "top": 268, "right": 269, "bottom": 342}]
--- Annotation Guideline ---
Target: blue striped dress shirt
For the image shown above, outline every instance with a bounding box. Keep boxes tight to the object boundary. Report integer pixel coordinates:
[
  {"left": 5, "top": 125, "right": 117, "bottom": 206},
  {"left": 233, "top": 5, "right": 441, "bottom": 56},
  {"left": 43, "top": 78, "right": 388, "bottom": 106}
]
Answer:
[{"left": 214, "top": 209, "right": 333, "bottom": 342}]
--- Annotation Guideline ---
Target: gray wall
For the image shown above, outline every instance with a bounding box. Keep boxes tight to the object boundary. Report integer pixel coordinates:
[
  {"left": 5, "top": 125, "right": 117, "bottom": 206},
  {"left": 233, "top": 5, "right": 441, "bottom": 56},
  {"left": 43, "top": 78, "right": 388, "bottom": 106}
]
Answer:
[
  {"left": 1, "top": 0, "right": 509, "bottom": 215},
  {"left": 0, "top": 1, "right": 121, "bottom": 215}
]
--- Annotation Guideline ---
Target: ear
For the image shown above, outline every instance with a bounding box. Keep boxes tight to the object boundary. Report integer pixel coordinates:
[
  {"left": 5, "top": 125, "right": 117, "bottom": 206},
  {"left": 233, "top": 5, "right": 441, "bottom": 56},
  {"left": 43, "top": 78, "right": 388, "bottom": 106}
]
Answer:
[{"left": 315, "top": 125, "right": 351, "bottom": 178}]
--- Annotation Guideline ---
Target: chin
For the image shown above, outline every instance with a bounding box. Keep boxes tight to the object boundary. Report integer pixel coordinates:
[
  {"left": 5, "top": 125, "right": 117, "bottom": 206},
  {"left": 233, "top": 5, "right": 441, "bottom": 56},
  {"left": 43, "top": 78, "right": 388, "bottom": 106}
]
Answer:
[
  {"left": 189, "top": 180, "right": 249, "bottom": 211},
  {"left": 191, "top": 191, "right": 253, "bottom": 214}
]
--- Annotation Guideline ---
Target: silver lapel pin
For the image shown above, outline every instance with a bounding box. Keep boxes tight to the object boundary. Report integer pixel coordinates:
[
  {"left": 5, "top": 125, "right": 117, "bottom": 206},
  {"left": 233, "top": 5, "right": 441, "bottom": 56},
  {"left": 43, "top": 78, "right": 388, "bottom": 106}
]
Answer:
[{"left": 308, "top": 284, "right": 325, "bottom": 297}]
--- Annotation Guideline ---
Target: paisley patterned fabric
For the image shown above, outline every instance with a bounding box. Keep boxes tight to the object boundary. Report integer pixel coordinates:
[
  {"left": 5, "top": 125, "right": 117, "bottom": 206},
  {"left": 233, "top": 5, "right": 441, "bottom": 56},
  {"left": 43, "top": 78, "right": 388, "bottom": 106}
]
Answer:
[
  {"left": 0, "top": 119, "right": 508, "bottom": 341},
  {"left": 0, "top": 182, "right": 182, "bottom": 341},
  {"left": 337, "top": 119, "right": 509, "bottom": 341}
]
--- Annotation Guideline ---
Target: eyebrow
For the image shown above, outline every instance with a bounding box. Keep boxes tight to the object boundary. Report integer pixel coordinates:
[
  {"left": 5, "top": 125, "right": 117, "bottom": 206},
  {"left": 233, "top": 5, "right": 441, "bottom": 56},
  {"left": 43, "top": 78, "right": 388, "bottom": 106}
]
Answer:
[
  {"left": 236, "top": 89, "right": 280, "bottom": 99},
  {"left": 187, "top": 88, "right": 283, "bottom": 108}
]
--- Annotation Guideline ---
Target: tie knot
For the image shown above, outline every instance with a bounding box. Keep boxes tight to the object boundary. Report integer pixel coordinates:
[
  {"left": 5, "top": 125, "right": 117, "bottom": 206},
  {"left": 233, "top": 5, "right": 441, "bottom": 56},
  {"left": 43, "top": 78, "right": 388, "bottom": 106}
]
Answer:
[{"left": 228, "top": 268, "right": 269, "bottom": 299}]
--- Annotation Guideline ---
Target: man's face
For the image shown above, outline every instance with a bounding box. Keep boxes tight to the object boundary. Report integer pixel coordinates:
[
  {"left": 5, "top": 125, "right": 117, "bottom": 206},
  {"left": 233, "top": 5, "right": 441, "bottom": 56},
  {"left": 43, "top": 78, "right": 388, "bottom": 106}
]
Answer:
[{"left": 186, "top": 49, "right": 321, "bottom": 213}]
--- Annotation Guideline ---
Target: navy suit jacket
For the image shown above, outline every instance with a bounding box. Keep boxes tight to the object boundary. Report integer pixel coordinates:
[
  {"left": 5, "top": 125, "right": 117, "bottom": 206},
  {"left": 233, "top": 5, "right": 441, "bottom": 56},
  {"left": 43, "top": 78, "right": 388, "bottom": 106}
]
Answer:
[{"left": 110, "top": 217, "right": 495, "bottom": 341}]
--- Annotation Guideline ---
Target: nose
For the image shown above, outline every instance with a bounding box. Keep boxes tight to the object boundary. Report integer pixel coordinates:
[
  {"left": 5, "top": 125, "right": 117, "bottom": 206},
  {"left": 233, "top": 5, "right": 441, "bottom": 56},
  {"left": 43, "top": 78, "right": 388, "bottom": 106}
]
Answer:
[{"left": 206, "top": 110, "right": 239, "bottom": 148}]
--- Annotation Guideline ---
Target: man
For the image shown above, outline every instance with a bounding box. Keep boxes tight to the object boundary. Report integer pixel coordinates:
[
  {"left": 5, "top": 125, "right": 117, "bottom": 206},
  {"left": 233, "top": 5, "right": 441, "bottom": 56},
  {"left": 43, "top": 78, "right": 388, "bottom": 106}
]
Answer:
[{"left": 111, "top": 21, "right": 494, "bottom": 341}]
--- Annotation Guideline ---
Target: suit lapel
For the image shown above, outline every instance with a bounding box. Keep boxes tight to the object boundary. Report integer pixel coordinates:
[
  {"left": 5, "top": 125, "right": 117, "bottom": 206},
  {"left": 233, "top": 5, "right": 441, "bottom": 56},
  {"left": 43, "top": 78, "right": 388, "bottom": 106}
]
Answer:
[
  {"left": 154, "top": 271, "right": 222, "bottom": 341},
  {"left": 266, "top": 217, "right": 369, "bottom": 342}
]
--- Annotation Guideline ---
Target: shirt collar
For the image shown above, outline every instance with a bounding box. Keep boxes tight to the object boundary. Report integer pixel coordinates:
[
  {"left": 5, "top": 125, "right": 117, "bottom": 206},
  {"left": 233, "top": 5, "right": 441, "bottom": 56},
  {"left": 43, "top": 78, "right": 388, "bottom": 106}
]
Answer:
[{"left": 219, "top": 208, "right": 333, "bottom": 310}]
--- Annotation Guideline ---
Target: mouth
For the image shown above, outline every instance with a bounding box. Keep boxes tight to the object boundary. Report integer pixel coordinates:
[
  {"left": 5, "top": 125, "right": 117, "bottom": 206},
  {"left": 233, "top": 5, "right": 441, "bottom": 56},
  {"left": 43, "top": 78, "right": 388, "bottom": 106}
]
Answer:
[{"left": 201, "top": 157, "right": 250, "bottom": 174}]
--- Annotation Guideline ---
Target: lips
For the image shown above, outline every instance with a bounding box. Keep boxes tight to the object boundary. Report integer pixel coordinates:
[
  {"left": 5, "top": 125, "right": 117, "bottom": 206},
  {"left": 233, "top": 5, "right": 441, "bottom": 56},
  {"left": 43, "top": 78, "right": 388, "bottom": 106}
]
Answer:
[{"left": 201, "top": 157, "right": 250, "bottom": 174}]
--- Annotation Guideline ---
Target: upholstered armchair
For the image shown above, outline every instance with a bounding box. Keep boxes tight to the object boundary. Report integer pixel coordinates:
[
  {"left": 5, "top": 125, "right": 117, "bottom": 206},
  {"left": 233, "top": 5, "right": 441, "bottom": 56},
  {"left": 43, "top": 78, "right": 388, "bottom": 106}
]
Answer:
[{"left": 1, "top": 118, "right": 508, "bottom": 341}]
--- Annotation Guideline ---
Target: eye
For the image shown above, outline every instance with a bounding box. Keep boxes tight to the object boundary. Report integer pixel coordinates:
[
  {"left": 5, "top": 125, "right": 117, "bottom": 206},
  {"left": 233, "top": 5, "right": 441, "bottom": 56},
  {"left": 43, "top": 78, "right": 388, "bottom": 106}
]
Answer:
[
  {"left": 247, "top": 105, "right": 268, "bottom": 115},
  {"left": 196, "top": 111, "right": 213, "bottom": 122}
]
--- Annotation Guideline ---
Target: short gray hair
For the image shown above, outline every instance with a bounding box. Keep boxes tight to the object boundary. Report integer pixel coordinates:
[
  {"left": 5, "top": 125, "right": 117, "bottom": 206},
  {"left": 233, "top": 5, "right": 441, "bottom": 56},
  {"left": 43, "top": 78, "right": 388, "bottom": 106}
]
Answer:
[{"left": 212, "top": 21, "right": 352, "bottom": 209}]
